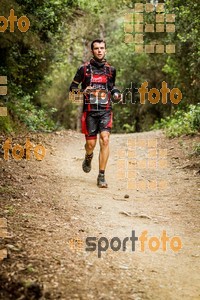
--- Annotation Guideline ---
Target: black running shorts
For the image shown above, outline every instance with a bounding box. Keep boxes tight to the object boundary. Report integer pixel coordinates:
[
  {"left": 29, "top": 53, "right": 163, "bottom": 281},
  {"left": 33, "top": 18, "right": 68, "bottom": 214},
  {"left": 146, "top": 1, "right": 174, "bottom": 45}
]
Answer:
[{"left": 81, "top": 110, "right": 113, "bottom": 140}]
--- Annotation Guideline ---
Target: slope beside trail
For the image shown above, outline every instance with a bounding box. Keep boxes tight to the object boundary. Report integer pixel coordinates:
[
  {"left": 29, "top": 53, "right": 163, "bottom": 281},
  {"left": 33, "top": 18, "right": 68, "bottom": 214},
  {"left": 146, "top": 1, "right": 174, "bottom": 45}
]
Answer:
[{"left": 0, "top": 130, "right": 200, "bottom": 300}]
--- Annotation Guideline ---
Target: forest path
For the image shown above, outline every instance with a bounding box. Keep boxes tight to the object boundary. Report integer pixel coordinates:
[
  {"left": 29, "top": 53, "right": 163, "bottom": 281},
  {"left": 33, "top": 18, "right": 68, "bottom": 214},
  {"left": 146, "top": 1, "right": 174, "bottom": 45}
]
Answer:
[{"left": 1, "top": 130, "right": 200, "bottom": 300}]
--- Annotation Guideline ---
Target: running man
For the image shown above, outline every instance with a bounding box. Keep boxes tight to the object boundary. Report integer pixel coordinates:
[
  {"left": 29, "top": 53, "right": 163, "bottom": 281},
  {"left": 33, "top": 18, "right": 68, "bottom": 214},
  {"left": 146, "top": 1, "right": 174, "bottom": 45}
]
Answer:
[{"left": 69, "top": 39, "right": 117, "bottom": 188}]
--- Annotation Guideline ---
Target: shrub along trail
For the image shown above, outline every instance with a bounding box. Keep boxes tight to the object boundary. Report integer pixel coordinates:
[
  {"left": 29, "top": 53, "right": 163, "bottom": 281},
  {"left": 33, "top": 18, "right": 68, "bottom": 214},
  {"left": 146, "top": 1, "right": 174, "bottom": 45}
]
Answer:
[{"left": 0, "top": 130, "right": 199, "bottom": 300}]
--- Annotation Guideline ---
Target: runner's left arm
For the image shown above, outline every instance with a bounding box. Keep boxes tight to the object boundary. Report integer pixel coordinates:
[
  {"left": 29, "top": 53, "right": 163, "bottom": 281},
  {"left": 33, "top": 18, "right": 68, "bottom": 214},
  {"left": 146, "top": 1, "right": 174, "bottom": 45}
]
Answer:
[{"left": 107, "top": 67, "right": 116, "bottom": 91}]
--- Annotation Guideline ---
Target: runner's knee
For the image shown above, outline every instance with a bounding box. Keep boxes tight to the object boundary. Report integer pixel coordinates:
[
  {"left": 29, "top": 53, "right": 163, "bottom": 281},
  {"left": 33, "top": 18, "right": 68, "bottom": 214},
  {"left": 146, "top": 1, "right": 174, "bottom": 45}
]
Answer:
[
  {"left": 100, "top": 134, "right": 109, "bottom": 147},
  {"left": 86, "top": 141, "right": 96, "bottom": 151}
]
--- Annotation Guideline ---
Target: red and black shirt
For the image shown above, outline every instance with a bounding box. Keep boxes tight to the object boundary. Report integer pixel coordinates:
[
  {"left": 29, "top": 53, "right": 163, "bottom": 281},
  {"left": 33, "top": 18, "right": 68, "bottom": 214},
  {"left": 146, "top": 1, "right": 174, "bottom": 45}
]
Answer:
[{"left": 69, "top": 58, "right": 116, "bottom": 112}]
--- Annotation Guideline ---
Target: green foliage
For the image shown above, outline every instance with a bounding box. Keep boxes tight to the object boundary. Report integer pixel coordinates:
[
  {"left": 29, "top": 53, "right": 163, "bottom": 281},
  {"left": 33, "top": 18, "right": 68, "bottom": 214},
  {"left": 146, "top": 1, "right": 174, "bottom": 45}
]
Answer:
[
  {"left": 113, "top": 103, "right": 136, "bottom": 133},
  {"left": 0, "top": 117, "right": 13, "bottom": 133},
  {"left": 164, "top": 0, "right": 200, "bottom": 104},
  {"left": 0, "top": 0, "right": 76, "bottom": 132},
  {"left": 192, "top": 143, "right": 200, "bottom": 156},
  {"left": 6, "top": 84, "right": 57, "bottom": 131},
  {"left": 152, "top": 105, "right": 200, "bottom": 137},
  {"left": 10, "top": 97, "right": 57, "bottom": 132}
]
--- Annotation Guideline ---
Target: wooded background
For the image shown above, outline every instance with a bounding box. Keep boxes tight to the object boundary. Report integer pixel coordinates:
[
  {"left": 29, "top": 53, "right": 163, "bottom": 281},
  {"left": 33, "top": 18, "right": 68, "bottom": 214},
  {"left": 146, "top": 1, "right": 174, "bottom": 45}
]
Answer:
[{"left": 0, "top": 0, "right": 199, "bottom": 136}]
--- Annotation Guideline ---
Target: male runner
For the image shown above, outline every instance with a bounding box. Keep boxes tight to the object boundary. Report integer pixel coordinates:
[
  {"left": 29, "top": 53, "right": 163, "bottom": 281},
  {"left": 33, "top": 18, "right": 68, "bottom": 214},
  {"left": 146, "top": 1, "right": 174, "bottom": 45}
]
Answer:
[{"left": 69, "top": 39, "right": 117, "bottom": 188}]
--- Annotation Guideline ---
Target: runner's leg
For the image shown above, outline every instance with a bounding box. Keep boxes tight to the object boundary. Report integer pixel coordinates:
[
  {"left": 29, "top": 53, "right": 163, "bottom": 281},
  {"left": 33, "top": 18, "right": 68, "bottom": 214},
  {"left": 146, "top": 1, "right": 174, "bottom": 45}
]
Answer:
[
  {"left": 82, "top": 137, "right": 97, "bottom": 173},
  {"left": 85, "top": 138, "right": 97, "bottom": 155},
  {"left": 97, "top": 131, "right": 110, "bottom": 187},
  {"left": 82, "top": 111, "right": 98, "bottom": 173},
  {"left": 99, "top": 131, "right": 110, "bottom": 171}
]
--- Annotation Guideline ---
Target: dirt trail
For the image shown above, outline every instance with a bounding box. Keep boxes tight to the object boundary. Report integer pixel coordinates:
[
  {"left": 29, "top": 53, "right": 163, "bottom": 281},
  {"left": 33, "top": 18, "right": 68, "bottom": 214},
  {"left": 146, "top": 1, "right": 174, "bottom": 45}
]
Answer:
[{"left": 0, "top": 130, "right": 200, "bottom": 300}]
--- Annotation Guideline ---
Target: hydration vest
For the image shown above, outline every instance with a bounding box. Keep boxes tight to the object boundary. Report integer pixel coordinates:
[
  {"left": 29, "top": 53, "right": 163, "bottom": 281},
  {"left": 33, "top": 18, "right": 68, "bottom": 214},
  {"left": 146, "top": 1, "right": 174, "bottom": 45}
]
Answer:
[
  {"left": 82, "top": 61, "right": 113, "bottom": 111},
  {"left": 82, "top": 61, "right": 112, "bottom": 89}
]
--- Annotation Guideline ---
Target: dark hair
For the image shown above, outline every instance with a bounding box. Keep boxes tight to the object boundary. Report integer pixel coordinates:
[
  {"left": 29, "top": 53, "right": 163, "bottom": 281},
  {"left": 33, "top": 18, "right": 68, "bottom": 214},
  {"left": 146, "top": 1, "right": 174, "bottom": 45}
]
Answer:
[{"left": 91, "top": 39, "right": 106, "bottom": 50}]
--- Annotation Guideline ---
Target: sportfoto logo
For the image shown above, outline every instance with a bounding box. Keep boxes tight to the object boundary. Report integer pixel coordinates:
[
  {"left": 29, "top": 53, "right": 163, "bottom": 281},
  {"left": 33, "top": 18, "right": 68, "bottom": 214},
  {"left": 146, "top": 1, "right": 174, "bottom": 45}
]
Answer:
[
  {"left": 0, "top": 9, "right": 30, "bottom": 33},
  {"left": 124, "top": 2, "right": 176, "bottom": 53},
  {"left": 69, "top": 81, "right": 182, "bottom": 105},
  {"left": 2, "top": 138, "right": 46, "bottom": 161},
  {"left": 68, "top": 230, "right": 182, "bottom": 258}
]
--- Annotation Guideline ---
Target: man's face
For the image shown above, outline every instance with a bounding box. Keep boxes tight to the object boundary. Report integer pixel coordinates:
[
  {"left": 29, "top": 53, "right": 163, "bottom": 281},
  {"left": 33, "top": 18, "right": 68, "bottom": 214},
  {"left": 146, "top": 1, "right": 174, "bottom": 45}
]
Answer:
[{"left": 91, "top": 42, "right": 106, "bottom": 61}]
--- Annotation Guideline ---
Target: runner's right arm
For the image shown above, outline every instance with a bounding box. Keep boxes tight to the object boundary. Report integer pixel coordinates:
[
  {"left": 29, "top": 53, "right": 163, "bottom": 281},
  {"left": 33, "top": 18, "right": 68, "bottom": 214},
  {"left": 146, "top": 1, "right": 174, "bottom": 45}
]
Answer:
[
  {"left": 69, "top": 66, "right": 93, "bottom": 96},
  {"left": 69, "top": 66, "right": 84, "bottom": 92}
]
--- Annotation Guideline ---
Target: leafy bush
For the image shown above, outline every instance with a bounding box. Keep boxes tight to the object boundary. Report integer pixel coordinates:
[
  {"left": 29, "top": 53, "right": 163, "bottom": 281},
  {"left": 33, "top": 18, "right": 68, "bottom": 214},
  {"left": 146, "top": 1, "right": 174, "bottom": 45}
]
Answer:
[
  {"left": 152, "top": 104, "right": 200, "bottom": 137},
  {"left": 0, "top": 116, "right": 13, "bottom": 133},
  {"left": 6, "top": 84, "right": 57, "bottom": 132}
]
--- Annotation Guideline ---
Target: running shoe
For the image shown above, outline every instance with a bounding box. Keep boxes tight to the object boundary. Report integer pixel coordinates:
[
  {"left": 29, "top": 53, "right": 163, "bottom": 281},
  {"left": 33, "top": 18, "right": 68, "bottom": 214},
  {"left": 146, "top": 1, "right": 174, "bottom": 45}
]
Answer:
[
  {"left": 97, "top": 173, "right": 108, "bottom": 188},
  {"left": 82, "top": 153, "right": 93, "bottom": 173}
]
